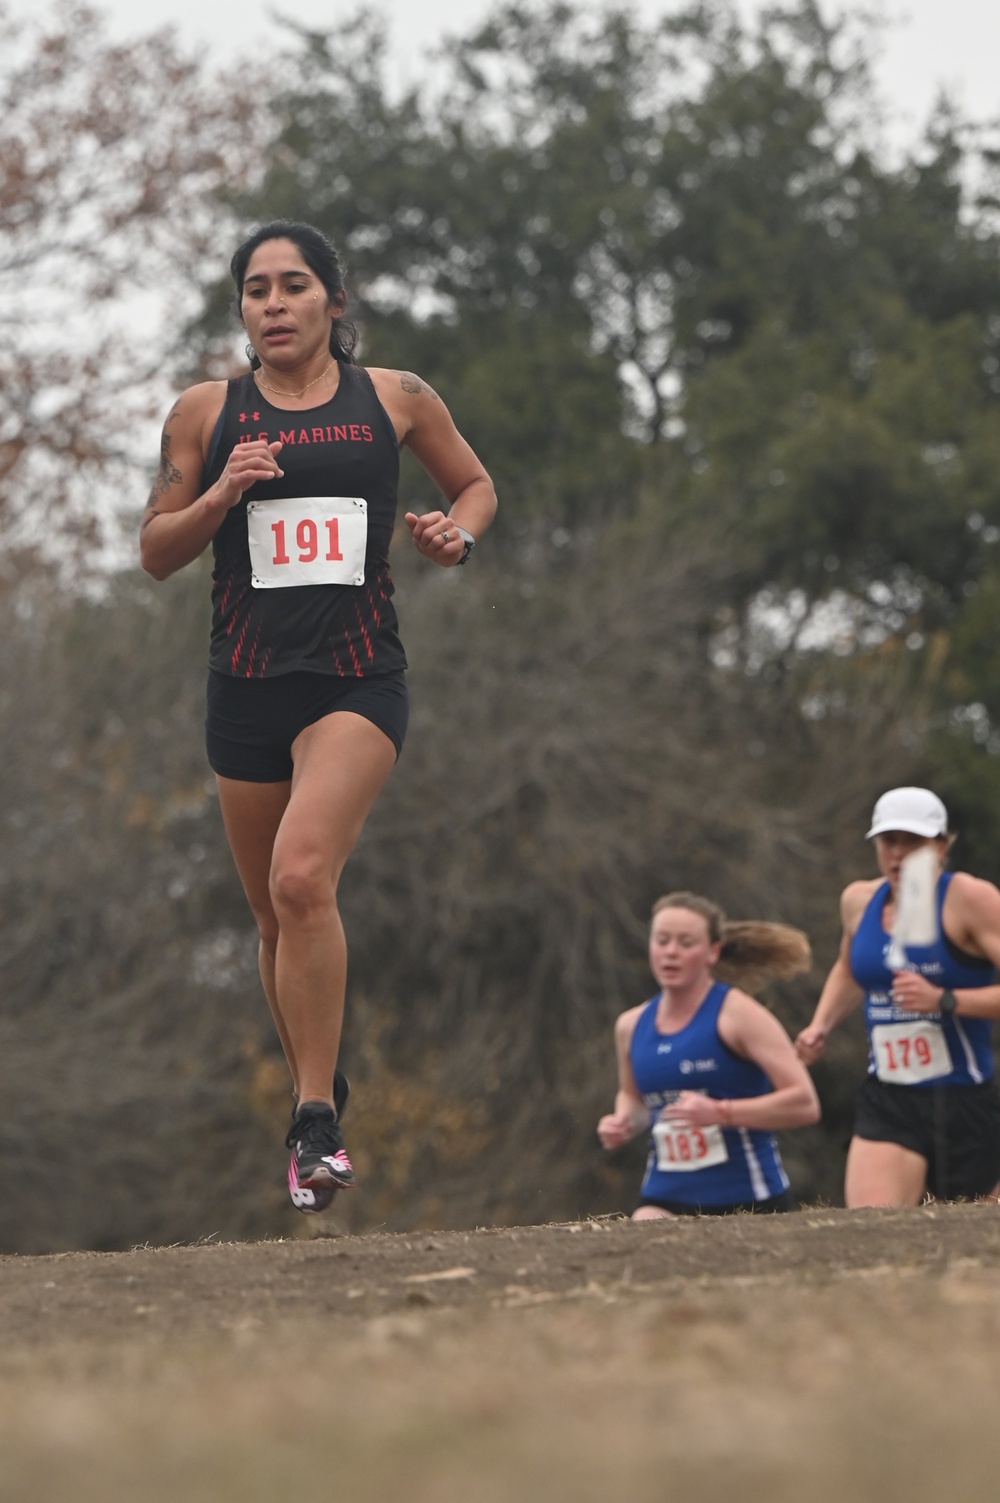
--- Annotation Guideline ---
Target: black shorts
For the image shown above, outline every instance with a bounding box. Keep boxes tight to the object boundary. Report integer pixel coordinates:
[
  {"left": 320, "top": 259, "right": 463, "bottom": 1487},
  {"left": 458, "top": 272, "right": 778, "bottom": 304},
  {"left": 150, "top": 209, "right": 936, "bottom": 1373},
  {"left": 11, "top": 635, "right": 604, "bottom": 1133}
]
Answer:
[
  {"left": 853, "top": 1075, "right": 1000, "bottom": 1200},
  {"left": 636, "top": 1191, "right": 792, "bottom": 1217},
  {"left": 205, "top": 668, "right": 408, "bottom": 782}
]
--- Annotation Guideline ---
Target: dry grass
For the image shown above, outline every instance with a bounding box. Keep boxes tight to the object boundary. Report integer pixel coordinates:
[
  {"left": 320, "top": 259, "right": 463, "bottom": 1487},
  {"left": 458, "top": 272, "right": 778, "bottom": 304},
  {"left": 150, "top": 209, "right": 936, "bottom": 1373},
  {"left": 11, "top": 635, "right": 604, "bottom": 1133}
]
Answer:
[{"left": 2, "top": 1212, "right": 999, "bottom": 1502}]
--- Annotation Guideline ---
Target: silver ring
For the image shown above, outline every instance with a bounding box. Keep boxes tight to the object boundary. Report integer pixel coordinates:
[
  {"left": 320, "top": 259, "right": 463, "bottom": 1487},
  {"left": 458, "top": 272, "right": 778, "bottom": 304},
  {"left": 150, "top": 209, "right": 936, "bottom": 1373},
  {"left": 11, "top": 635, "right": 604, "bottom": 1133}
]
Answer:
[{"left": 441, "top": 530, "right": 451, "bottom": 542}]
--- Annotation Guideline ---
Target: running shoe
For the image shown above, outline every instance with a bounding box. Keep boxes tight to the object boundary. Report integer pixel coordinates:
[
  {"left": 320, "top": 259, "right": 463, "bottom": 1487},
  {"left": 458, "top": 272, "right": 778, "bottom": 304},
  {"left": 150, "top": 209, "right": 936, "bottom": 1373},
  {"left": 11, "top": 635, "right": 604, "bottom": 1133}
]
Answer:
[
  {"left": 333, "top": 1067, "right": 351, "bottom": 1121},
  {"left": 286, "top": 1088, "right": 355, "bottom": 1214},
  {"left": 287, "top": 1149, "right": 336, "bottom": 1213}
]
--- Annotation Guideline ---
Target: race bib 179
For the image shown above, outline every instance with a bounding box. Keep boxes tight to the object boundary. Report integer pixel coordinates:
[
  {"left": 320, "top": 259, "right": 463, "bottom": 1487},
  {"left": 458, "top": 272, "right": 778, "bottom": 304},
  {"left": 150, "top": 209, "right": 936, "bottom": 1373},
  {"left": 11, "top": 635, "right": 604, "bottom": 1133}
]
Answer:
[
  {"left": 870, "top": 1020, "right": 952, "bottom": 1085},
  {"left": 247, "top": 496, "right": 367, "bottom": 589}
]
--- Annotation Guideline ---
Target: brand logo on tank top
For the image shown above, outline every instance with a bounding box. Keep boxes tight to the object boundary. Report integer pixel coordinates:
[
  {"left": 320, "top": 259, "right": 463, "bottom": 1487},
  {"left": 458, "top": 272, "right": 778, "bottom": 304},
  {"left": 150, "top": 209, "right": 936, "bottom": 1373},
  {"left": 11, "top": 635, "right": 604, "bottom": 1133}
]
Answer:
[
  {"left": 880, "top": 939, "right": 943, "bottom": 978},
  {"left": 679, "top": 1058, "right": 719, "bottom": 1074},
  {"left": 656, "top": 1042, "right": 672, "bottom": 1054},
  {"left": 643, "top": 1090, "right": 681, "bottom": 1109}
]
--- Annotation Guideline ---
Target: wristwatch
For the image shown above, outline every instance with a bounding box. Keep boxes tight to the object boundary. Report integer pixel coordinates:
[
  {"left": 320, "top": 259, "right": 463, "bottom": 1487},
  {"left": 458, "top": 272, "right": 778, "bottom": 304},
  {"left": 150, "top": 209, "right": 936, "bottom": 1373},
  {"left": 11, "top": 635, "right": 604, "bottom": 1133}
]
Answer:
[
  {"left": 453, "top": 525, "right": 476, "bottom": 565},
  {"left": 939, "top": 989, "right": 958, "bottom": 1016}
]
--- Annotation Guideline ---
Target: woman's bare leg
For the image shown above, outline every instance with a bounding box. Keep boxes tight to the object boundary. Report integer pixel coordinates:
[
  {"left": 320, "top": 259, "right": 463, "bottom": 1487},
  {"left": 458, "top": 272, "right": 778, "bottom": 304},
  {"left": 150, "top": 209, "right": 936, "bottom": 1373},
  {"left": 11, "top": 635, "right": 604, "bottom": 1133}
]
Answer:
[
  {"left": 214, "top": 776, "right": 297, "bottom": 1084},
  {"left": 844, "top": 1136, "right": 927, "bottom": 1207},
  {"left": 269, "top": 710, "right": 396, "bottom": 1105},
  {"left": 215, "top": 710, "right": 396, "bottom": 1106},
  {"left": 632, "top": 1205, "right": 676, "bottom": 1221}
]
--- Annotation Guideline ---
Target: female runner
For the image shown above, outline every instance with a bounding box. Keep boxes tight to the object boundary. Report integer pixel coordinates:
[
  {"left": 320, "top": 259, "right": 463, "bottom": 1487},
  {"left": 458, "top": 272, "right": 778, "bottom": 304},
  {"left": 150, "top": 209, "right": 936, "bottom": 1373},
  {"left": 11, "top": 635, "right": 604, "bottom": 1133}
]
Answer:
[
  {"left": 796, "top": 787, "right": 1000, "bottom": 1207},
  {"left": 140, "top": 220, "right": 496, "bottom": 1212},
  {"left": 598, "top": 892, "right": 819, "bottom": 1217}
]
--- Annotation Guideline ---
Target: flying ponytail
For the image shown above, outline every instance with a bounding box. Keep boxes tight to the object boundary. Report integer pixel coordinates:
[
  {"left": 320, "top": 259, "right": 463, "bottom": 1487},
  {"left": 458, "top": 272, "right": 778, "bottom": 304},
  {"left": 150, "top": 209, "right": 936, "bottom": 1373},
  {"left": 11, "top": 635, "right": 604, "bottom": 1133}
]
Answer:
[{"left": 651, "top": 892, "right": 811, "bottom": 992}]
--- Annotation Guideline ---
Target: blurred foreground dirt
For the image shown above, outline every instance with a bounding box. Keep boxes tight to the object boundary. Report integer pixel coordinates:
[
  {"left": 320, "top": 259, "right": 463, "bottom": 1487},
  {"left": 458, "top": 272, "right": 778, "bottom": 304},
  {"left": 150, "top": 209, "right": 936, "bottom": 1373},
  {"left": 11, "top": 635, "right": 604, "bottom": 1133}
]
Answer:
[{"left": 2, "top": 1205, "right": 999, "bottom": 1502}]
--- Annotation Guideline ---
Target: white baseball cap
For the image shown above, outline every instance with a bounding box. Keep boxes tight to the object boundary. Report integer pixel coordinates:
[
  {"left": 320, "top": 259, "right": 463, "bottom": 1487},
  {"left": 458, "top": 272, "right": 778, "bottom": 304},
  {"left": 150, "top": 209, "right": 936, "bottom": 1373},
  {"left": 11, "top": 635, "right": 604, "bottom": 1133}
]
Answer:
[{"left": 866, "top": 786, "right": 948, "bottom": 840}]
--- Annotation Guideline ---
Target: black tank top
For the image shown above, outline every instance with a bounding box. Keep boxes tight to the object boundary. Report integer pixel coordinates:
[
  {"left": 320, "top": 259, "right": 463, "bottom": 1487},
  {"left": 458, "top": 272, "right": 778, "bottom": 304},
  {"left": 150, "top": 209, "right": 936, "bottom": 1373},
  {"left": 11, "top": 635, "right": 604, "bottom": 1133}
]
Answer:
[{"left": 203, "top": 366, "right": 407, "bottom": 678}]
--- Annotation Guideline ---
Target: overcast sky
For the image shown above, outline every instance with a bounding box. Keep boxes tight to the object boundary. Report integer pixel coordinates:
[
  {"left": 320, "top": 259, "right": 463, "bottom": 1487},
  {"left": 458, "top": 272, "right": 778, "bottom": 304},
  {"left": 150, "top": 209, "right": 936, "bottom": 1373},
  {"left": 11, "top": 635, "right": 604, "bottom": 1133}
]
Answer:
[{"left": 61, "top": 0, "right": 1000, "bottom": 153}]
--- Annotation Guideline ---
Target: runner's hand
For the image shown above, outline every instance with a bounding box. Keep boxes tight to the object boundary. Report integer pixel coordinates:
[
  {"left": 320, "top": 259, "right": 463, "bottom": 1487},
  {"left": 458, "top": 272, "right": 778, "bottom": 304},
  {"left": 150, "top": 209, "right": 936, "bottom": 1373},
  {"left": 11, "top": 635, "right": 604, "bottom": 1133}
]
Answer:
[
  {"left": 795, "top": 1025, "right": 827, "bottom": 1065},
  {"left": 662, "top": 1092, "right": 723, "bottom": 1128},
  {"left": 405, "top": 510, "right": 467, "bottom": 567},
  {"left": 891, "top": 969, "right": 945, "bottom": 1013},
  {"left": 597, "top": 1112, "right": 636, "bottom": 1150},
  {"left": 214, "top": 440, "right": 284, "bottom": 511}
]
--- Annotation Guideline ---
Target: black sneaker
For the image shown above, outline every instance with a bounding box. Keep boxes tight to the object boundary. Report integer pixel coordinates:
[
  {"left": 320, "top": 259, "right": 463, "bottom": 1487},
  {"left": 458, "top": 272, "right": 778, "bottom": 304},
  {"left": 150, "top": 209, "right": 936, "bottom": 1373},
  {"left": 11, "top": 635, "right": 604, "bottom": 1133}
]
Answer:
[
  {"left": 286, "top": 1096, "right": 355, "bottom": 1214},
  {"left": 334, "top": 1068, "right": 351, "bottom": 1120}
]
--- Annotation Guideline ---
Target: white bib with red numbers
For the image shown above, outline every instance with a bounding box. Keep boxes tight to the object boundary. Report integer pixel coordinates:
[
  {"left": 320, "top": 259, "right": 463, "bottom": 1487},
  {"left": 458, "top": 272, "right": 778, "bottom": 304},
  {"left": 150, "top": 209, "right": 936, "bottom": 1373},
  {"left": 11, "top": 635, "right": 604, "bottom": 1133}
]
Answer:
[
  {"left": 652, "top": 1118, "right": 729, "bottom": 1173},
  {"left": 870, "top": 1020, "right": 952, "bottom": 1085},
  {"left": 247, "top": 496, "right": 367, "bottom": 589}
]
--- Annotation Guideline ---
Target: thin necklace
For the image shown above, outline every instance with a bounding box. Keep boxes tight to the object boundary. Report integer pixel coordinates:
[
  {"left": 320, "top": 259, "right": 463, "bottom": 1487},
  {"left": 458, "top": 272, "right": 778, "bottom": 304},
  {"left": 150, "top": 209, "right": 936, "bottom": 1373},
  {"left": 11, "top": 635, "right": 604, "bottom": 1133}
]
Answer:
[{"left": 254, "top": 359, "right": 336, "bottom": 399}]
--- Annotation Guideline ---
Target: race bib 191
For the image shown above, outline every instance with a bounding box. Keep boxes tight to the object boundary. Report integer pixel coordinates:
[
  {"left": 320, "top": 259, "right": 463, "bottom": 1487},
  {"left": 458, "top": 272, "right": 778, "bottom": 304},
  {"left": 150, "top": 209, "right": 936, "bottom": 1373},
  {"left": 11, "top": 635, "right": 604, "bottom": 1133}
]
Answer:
[
  {"left": 871, "top": 1020, "right": 952, "bottom": 1085},
  {"left": 652, "top": 1118, "right": 729, "bottom": 1173},
  {"left": 247, "top": 496, "right": 367, "bottom": 589}
]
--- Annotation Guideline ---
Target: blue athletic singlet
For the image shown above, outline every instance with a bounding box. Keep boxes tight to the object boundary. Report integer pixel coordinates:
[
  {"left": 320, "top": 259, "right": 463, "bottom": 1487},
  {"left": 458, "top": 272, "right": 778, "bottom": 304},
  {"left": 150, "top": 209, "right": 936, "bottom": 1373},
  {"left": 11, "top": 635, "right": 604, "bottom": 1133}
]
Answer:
[
  {"left": 850, "top": 873, "right": 995, "bottom": 1088},
  {"left": 629, "top": 982, "right": 789, "bottom": 1207}
]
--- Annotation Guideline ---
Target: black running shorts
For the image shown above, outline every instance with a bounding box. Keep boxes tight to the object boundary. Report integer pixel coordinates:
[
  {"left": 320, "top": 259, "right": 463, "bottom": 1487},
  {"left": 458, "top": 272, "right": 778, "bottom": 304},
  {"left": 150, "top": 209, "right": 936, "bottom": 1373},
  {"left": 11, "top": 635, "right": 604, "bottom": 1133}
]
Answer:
[
  {"left": 853, "top": 1075, "right": 1000, "bottom": 1201},
  {"left": 206, "top": 667, "right": 409, "bottom": 782},
  {"left": 635, "top": 1191, "right": 792, "bottom": 1217}
]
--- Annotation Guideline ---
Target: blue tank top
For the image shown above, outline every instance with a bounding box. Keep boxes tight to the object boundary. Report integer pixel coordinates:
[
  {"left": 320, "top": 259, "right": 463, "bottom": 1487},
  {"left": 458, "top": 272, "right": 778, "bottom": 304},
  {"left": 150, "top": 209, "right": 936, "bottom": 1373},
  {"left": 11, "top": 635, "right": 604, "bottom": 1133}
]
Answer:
[
  {"left": 629, "top": 982, "right": 789, "bottom": 1207},
  {"left": 850, "top": 872, "right": 995, "bottom": 1087}
]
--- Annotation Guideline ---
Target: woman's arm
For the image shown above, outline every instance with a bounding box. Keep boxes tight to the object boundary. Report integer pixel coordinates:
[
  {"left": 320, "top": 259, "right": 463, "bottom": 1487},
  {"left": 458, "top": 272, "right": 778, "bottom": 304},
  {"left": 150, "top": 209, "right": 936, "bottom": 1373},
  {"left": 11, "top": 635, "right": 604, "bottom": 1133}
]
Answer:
[
  {"left": 794, "top": 881, "right": 871, "bottom": 1064},
  {"left": 596, "top": 1006, "right": 651, "bottom": 1149},
  {"left": 368, "top": 368, "right": 497, "bottom": 568},
  {"left": 139, "top": 383, "right": 284, "bottom": 580},
  {"left": 665, "top": 990, "right": 820, "bottom": 1132},
  {"left": 893, "top": 871, "right": 1000, "bottom": 1019},
  {"left": 890, "top": 971, "right": 1000, "bottom": 1019}
]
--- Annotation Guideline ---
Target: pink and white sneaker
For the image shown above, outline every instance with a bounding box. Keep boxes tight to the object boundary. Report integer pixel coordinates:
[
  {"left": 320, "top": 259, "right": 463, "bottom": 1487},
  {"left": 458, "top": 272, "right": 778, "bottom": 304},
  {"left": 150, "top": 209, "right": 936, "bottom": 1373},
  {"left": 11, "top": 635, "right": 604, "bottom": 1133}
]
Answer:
[
  {"left": 287, "top": 1149, "right": 338, "bottom": 1214},
  {"left": 285, "top": 1093, "right": 355, "bottom": 1214}
]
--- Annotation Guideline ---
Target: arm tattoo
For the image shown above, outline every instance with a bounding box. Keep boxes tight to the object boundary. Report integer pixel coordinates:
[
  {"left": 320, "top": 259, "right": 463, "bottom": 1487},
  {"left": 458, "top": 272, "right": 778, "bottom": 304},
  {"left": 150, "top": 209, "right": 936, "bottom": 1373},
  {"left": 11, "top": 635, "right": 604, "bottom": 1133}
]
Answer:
[
  {"left": 142, "top": 404, "right": 182, "bottom": 527},
  {"left": 400, "top": 371, "right": 440, "bottom": 400},
  {"left": 153, "top": 433, "right": 182, "bottom": 498}
]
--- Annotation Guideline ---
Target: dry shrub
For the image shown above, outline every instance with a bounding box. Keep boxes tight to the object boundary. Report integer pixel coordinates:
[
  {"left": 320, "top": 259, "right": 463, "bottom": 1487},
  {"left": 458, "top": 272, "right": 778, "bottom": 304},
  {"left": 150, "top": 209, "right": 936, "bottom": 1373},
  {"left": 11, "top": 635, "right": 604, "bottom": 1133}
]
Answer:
[
  {"left": 337, "top": 529, "right": 932, "bottom": 1224},
  {"left": 0, "top": 527, "right": 933, "bottom": 1249}
]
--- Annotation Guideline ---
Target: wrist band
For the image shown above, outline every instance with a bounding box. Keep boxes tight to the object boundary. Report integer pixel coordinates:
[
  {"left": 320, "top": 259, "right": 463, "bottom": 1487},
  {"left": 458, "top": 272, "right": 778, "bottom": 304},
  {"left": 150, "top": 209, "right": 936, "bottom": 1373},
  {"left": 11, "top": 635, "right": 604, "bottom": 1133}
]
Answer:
[
  {"left": 453, "top": 525, "right": 476, "bottom": 565},
  {"left": 939, "top": 989, "right": 958, "bottom": 1016}
]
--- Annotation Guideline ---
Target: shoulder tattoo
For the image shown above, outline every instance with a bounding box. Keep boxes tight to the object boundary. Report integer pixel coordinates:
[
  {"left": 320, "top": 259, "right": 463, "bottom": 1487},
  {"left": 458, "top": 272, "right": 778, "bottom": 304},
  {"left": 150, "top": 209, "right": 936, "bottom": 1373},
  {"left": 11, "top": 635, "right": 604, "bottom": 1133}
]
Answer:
[{"left": 400, "top": 371, "right": 440, "bottom": 401}]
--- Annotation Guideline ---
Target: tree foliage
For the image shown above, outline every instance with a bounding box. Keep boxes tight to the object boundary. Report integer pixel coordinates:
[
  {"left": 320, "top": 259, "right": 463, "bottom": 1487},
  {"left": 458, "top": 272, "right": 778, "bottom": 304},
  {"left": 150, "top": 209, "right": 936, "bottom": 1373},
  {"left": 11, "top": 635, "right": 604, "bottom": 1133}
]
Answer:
[
  {"left": 8, "top": 0, "right": 1000, "bottom": 1246},
  {"left": 218, "top": 0, "right": 1000, "bottom": 847},
  {"left": 0, "top": 2, "right": 268, "bottom": 575},
  {"left": 221, "top": 4, "right": 1000, "bottom": 568}
]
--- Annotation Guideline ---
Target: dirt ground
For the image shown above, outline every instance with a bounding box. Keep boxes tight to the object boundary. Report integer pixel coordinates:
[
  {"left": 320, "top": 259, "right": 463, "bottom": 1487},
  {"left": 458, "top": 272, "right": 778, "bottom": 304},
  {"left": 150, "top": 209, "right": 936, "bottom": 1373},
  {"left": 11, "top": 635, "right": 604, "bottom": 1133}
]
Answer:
[{"left": 3, "top": 1204, "right": 1000, "bottom": 1502}]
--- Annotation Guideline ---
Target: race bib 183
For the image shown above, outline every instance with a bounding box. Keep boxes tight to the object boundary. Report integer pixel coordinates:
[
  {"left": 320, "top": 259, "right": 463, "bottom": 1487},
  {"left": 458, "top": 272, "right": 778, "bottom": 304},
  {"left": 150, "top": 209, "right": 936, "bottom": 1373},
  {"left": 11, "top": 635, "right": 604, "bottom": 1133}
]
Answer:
[
  {"left": 870, "top": 1020, "right": 952, "bottom": 1085},
  {"left": 652, "top": 1118, "right": 729, "bottom": 1173},
  {"left": 247, "top": 496, "right": 367, "bottom": 589}
]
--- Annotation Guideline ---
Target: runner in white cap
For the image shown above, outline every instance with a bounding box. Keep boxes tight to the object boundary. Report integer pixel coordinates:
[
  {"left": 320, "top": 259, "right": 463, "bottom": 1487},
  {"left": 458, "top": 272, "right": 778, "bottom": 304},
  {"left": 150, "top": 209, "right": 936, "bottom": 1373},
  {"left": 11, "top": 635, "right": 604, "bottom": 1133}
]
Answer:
[{"left": 796, "top": 787, "right": 1000, "bottom": 1206}]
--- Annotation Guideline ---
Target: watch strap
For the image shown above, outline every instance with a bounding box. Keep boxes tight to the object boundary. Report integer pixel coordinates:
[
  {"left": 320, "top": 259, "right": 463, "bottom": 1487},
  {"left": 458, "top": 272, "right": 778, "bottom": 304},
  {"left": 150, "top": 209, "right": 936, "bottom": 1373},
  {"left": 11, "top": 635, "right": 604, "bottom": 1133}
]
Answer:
[{"left": 453, "top": 525, "right": 475, "bottom": 565}]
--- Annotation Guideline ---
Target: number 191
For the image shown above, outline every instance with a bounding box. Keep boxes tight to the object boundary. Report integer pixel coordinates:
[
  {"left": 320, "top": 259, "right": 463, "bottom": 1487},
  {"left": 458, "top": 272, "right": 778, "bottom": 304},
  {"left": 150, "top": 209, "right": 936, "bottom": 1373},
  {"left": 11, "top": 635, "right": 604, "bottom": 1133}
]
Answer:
[{"left": 270, "top": 517, "right": 345, "bottom": 565}]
